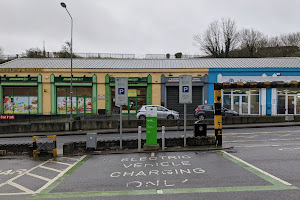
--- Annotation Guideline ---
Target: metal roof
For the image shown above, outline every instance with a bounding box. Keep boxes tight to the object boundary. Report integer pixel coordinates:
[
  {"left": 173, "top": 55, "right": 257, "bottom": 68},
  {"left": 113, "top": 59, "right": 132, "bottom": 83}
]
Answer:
[{"left": 1, "top": 57, "right": 300, "bottom": 69}]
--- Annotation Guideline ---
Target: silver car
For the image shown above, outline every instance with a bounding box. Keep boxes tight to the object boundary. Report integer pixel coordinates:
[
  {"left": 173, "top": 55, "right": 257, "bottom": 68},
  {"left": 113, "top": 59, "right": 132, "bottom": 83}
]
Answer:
[{"left": 136, "top": 105, "right": 179, "bottom": 120}]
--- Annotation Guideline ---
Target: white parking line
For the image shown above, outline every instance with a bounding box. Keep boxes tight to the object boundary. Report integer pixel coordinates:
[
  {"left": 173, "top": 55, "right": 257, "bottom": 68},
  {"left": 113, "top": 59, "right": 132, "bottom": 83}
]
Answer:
[
  {"left": 49, "top": 161, "right": 72, "bottom": 166},
  {"left": 0, "top": 155, "right": 86, "bottom": 196},
  {"left": 39, "top": 165, "right": 63, "bottom": 173},
  {"left": 221, "top": 150, "right": 292, "bottom": 186},
  {"left": 27, "top": 172, "right": 51, "bottom": 182},
  {"left": 8, "top": 182, "right": 35, "bottom": 194}
]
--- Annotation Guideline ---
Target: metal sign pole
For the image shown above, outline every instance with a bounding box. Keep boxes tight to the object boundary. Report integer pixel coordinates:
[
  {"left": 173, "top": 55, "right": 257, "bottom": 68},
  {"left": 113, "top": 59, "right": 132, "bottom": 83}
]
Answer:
[
  {"left": 184, "top": 103, "right": 187, "bottom": 147},
  {"left": 120, "top": 106, "right": 123, "bottom": 149}
]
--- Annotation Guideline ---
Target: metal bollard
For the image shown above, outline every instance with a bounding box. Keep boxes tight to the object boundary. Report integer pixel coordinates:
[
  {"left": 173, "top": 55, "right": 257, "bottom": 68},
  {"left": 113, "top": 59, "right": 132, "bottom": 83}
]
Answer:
[
  {"left": 162, "top": 126, "right": 165, "bottom": 151},
  {"left": 138, "top": 126, "right": 142, "bottom": 152}
]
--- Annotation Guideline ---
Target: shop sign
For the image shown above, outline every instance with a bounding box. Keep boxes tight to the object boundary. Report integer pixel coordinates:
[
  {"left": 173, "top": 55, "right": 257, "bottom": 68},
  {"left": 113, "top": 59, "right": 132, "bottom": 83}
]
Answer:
[
  {"left": 110, "top": 77, "right": 147, "bottom": 83},
  {"left": 0, "top": 77, "right": 38, "bottom": 82},
  {"left": 128, "top": 89, "right": 137, "bottom": 97},
  {"left": 54, "top": 77, "right": 93, "bottom": 82},
  {"left": 0, "top": 115, "right": 15, "bottom": 120},
  {"left": 166, "top": 77, "right": 202, "bottom": 82},
  {"left": 0, "top": 68, "right": 43, "bottom": 73}
]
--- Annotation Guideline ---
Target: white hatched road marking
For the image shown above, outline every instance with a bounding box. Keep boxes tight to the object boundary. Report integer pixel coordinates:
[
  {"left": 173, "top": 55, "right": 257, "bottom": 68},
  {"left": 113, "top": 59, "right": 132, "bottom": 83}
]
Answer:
[
  {"left": 8, "top": 182, "right": 35, "bottom": 194},
  {"left": 27, "top": 172, "right": 52, "bottom": 182},
  {"left": 39, "top": 165, "right": 63, "bottom": 173},
  {"left": 0, "top": 155, "right": 86, "bottom": 196},
  {"left": 49, "top": 161, "right": 72, "bottom": 166},
  {"left": 62, "top": 157, "right": 80, "bottom": 161}
]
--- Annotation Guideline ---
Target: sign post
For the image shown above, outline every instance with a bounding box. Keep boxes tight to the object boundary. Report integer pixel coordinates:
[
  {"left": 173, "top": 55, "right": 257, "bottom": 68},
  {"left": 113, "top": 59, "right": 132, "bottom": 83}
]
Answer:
[
  {"left": 179, "top": 75, "right": 192, "bottom": 147},
  {"left": 115, "top": 77, "right": 128, "bottom": 149}
]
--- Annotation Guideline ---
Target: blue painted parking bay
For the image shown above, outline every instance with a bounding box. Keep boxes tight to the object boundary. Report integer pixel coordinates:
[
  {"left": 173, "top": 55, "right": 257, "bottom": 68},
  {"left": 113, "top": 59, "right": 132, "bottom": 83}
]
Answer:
[{"left": 30, "top": 151, "right": 298, "bottom": 199}]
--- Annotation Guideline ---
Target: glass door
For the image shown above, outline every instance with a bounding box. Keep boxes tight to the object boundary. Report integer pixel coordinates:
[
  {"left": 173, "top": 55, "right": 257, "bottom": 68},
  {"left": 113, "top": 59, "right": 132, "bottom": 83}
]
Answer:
[
  {"left": 277, "top": 96, "right": 286, "bottom": 114},
  {"left": 128, "top": 97, "right": 137, "bottom": 114},
  {"left": 233, "top": 96, "right": 239, "bottom": 113},
  {"left": 288, "top": 95, "right": 295, "bottom": 114},
  {"left": 242, "top": 95, "right": 248, "bottom": 114}
]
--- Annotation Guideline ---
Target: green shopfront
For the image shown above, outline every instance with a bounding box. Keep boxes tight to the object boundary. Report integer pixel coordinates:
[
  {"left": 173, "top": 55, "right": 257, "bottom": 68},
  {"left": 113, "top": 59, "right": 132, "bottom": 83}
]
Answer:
[
  {"left": 105, "top": 75, "right": 152, "bottom": 115},
  {"left": 51, "top": 74, "right": 97, "bottom": 115},
  {"left": 1, "top": 75, "right": 43, "bottom": 115}
]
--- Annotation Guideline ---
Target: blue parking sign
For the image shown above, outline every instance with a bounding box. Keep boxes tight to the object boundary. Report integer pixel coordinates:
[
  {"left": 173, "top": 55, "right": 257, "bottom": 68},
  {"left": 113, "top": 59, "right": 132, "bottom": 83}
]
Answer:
[
  {"left": 118, "top": 88, "right": 125, "bottom": 95},
  {"left": 182, "top": 86, "right": 189, "bottom": 93}
]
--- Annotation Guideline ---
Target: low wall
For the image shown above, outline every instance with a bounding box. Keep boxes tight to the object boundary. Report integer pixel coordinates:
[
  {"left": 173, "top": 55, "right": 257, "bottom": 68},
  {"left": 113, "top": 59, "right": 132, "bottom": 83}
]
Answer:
[
  {"left": 0, "top": 116, "right": 288, "bottom": 134},
  {"left": 63, "top": 136, "right": 216, "bottom": 155}
]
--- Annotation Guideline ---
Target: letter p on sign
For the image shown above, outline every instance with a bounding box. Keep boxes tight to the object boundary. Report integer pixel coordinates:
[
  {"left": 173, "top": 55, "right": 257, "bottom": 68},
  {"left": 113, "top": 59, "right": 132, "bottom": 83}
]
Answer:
[
  {"left": 182, "top": 86, "right": 189, "bottom": 93},
  {"left": 118, "top": 88, "right": 125, "bottom": 95}
]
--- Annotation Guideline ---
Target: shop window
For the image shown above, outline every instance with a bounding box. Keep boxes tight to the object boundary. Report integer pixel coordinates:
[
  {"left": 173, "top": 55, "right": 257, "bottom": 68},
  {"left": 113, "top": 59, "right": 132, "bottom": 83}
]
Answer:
[
  {"left": 56, "top": 87, "right": 92, "bottom": 115},
  {"left": 3, "top": 87, "right": 38, "bottom": 114},
  {"left": 223, "top": 95, "right": 231, "bottom": 110}
]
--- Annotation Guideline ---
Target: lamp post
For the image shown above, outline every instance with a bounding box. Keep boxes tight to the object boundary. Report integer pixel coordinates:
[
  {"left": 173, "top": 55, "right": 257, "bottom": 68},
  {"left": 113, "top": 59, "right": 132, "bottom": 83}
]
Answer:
[{"left": 60, "top": 2, "right": 73, "bottom": 128}]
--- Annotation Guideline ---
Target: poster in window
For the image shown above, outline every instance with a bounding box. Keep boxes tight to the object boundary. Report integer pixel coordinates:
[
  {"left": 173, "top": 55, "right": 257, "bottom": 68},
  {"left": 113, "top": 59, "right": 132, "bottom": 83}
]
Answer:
[
  {"left": 29, "top": 97, "right": 38, "bottom": 114},
  {"left": 85, "top": 97, "right": 92, "bottom": 113},
  {"left": 78, "top": 97, "right": 85, "bottom": 114},
  {"left": 57, "top": 97, "right": 67, "bottom": 114},
  {"left": 14, "top": 96, "right": 29, "bottom": 114},
  {"left": 67, "top": 97, "right": 77, "bottom": 114},
  {"left": 4, "top": 96, "right": 14, "bottom": 114}
]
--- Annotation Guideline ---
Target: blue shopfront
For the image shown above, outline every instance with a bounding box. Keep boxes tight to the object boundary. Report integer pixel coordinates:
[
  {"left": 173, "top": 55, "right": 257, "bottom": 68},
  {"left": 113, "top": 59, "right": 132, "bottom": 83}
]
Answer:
[{"left": 208, "top": 68, "right": 300, "bottom": 116}]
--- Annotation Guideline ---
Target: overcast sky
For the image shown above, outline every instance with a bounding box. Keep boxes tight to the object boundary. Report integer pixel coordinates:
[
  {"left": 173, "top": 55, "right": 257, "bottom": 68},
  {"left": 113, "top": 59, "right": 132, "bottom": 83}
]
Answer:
[{"left": 1, "top": 0, "right": 300, "bottom": 56}]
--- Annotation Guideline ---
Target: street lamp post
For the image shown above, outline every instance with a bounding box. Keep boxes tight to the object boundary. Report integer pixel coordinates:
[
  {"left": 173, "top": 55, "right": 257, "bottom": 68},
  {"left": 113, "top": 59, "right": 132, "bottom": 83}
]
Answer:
[{"left": 60, "top": 2, "right": 73, "bottom": 129}]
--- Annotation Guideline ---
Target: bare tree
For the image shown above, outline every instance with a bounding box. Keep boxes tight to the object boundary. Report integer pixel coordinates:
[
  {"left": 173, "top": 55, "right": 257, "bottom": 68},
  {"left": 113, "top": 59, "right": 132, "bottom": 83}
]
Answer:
[
  {"left": 221, "top": 18, "right": 239, "bottom": 57},
  {"left": 240, "top": 28, "right": 268, "bottom": 57},
  {"left": 193, "top": 18, "right": 239, "bottom": 58},
  {"left": 267, "top": 36, "right": 283, "bottom": 47},
  {"left": 280, "top": 32, "right": 300, "bottom": 47}
]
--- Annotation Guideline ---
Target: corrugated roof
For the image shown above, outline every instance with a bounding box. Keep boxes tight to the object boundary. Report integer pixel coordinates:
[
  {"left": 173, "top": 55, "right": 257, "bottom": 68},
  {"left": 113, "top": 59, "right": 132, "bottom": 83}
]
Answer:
[{"left": 1, "top": 57, "right": 300, "bottom": 69}]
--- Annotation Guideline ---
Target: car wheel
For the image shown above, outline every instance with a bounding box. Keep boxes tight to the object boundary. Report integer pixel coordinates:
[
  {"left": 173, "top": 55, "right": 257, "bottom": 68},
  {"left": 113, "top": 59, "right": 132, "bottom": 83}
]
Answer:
[
  {"left": 139, "top": 115, "right": 146, "bottom": 120},
  {"left": 167, "top": 115, "right": 174, "bottom": 120},
  {"left": 198, "top": 114, "right": 205, "bottom": 121}
]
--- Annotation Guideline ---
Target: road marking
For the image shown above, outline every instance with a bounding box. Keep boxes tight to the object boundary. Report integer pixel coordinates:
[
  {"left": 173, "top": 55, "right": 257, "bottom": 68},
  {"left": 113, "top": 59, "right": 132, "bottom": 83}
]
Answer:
[
  {"left": 27, "top": 172, "right": 51, "bottom": 182},
  {"left": 0, "top": 156, "right": 86, "bottom": 196},
  {"left": 157, "top": 189, "right": 163, "bottom": 194},
  {"left": 61, "top": 157, "right": 80, "bottom": 161},
  {"left": 219, "top": 150, "right": 292, "bottom": 186},
  {"left": 38, "top": 165, "right": 62, "bottom": 173},
  {"left": 29, "top": 152, "right": 298, "bottom": 199},
  {"left": 35, "top": 155, "right": 86, "bottom": 194},
  {"left": 8, "top": 182, "right": 35, "bottom": 194},
  {"left": 49, "top": 161, "right": 72, "bottom": 166}
]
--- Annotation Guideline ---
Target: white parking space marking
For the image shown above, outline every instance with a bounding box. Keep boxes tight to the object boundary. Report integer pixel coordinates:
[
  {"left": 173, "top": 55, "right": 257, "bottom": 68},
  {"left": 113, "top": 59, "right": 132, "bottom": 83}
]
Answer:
[
  {"left": 39, "top": 165, "right": 63, "bottom": 173},
  {"left": 27, "top": 172, "right": 52, "bottom": 182},
  {"left": 0, "top": 155, "right": 86, "bottom": 196},
  {"left": 49, "top": 161, "right": 72, "bottom": 166},
  {"left": 157, "top": 189, "right": 163, "bottom": 194},
  {"left": 222, "top": 150, "right": 292, "bottom": 186},
  {"left": 8, "top": 182, "right": 35, "bottom": 194}
]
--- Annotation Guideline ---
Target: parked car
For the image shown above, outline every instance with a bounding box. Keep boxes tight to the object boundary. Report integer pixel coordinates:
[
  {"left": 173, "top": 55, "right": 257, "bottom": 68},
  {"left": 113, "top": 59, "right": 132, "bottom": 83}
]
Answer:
[
  {"left": 136, "top": 105, "right": 179, "bottom": 120},
  {"left": 194, "top": 104, "right": 239, "bottom": 120}
]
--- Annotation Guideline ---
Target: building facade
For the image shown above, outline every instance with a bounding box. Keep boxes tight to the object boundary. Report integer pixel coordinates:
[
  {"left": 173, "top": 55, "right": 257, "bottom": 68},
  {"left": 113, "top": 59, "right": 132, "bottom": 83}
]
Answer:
[{"left": 1, "top": 57, "right": 300, "bottom": 116}]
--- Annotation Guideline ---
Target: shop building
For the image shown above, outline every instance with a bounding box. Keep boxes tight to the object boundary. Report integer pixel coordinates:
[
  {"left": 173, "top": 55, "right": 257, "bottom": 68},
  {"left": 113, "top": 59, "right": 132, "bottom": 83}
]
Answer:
[
  {"left": 208, "top": 58, "right": 300, "bottom": 116},
  {"left": 0, "top": 58, "right": 209, "bottom": 115}
]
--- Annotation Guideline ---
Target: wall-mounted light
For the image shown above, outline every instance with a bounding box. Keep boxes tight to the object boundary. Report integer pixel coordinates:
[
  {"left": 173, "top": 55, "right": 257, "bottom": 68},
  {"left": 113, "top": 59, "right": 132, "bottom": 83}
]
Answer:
[
  {"left": 59, "top": 75, "right": 62, "bottom": 77},
  {"left": 155, "top": 78, "right": 158, "bottom": 82},
  {"left": 45, "top": 76, "right": 49, "bottom": 79},
  {"left": 4, "top": 75, "right": 6, "bottom": 77},
  {"left": 83, "top": 75, "right": 86, "bottom": 78},
  {"left": 15, "top": 75, "right": 18, "bottom": 77},
  {"left": 44, "top": 89, "right": 47, "bottom": 92},
  {"left": 276, "top": 73, "right": 281, "bottom": 76}
]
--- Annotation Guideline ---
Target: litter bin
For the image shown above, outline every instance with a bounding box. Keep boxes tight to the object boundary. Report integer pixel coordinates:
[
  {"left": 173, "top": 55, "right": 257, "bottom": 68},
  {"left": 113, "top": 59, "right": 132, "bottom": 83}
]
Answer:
[{"left": 194, "top": 120, "right": 207, "bottom": 137}]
